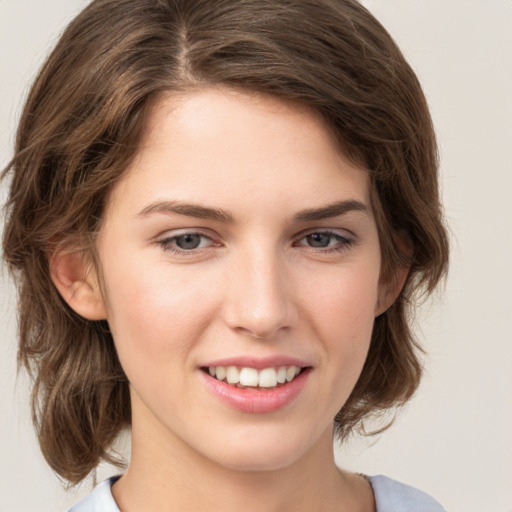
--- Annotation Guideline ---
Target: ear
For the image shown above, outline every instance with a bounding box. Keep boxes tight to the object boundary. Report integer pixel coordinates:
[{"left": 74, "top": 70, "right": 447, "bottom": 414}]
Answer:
[
  {"left": 374, "top": 264, "right": 409, "bottom": 317},
  {"left": 50, "top": 250, "right": 107, "bottom": 320}
]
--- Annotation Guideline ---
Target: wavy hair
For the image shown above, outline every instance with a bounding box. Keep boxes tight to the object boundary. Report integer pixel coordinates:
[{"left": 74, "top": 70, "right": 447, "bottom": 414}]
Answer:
[{"left": 2, "top": 0, "right": 449, "bottom": 484}]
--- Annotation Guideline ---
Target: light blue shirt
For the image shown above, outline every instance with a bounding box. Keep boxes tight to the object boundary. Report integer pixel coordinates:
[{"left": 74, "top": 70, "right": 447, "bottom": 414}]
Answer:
[{"left": 69, "top": 474, "right": 446, "bottom": 511}]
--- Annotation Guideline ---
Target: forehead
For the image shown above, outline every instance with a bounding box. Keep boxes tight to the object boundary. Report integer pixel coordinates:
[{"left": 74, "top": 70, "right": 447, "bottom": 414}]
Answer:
[{"left": 106, "top": 87, "right": 371, "bottom": 221}]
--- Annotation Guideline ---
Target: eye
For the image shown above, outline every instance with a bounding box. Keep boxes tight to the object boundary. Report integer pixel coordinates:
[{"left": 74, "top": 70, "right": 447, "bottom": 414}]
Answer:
[
  {"left": 157, "top": 232, "right": 217, "bottom": 254},
  {"left": 296, "top": 231, "right": 353, "bottom": 252},
  {"left": 173, "top": 233, "right": 207, "bottom": 250}
]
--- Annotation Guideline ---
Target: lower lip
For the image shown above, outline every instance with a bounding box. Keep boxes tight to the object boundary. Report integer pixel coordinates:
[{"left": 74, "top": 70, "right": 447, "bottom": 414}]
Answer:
[{"left": 200, "top": 369, "right": 310, "bottom": 414}]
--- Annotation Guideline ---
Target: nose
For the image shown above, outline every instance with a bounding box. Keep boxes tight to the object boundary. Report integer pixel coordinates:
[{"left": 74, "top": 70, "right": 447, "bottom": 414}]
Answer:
[{"left": 223, "top": 246, "right": 298, "bottom": 339}]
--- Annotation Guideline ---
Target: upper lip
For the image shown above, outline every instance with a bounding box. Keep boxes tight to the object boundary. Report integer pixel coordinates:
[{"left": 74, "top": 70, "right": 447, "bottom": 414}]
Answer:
[{"left": 201, "top": 355, "right": 311, "bottom": 370}]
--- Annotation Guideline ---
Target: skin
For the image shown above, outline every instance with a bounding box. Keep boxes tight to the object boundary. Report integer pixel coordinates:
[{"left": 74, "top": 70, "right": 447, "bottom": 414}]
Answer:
[{"left": 55, "top": 88, "right": 404, "bottom": 511}]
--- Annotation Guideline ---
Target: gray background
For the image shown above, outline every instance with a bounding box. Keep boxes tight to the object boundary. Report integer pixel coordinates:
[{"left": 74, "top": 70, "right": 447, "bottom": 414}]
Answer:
[{"left": 1, "top": 1, "right": 511, "bottom": 510}]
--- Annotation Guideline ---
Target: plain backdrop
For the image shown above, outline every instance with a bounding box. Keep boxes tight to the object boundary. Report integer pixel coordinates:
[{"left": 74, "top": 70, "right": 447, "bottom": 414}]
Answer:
[{"left": 1, "top": 1, "right": 511, "bottom": 511}]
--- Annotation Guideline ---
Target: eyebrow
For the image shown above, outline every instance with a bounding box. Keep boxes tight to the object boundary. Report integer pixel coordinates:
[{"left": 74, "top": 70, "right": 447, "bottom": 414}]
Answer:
[
  {"left": 137, "top": 200, "right": 234, "bottom": 223},
  {"left": 293, "top": 199, "right": 368, "bottom": 222},
  {"left": 136, "top": 199, "right": 368, "bottom": 223}
]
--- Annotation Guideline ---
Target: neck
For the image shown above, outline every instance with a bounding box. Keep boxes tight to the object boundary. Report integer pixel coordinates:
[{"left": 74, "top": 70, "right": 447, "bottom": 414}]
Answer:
[{"left": 112, "top": 399, "right": 374, "bottom": 512}]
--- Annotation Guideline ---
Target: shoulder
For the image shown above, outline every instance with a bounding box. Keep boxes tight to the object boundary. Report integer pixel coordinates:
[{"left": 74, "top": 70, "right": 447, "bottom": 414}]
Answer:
[
  {"left": 68, "top": 473, "right": 446, "bottom": 512},
  {"left": 68, "top": 476, "right": 121, "bottom": 512},
  {"left": 369, "top": 475, "right": 447, "bottom": 512}
]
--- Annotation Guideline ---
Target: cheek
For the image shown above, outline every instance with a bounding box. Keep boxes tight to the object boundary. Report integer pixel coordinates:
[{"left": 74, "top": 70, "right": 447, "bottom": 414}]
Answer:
[
  {"left": 101, "top": 261, "right": 219, "bottom": 374},
  {"left": 297, "top": 261, "right": 379, "bottom": 385},
  {"left": 300, "top": 262, "right": 380, "bottom": 335}
]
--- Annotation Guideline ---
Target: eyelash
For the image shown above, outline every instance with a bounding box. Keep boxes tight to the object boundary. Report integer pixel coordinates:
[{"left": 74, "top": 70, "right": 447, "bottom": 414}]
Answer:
[{"left": 156, "top": 230, "right": 354, "bottom": 256}]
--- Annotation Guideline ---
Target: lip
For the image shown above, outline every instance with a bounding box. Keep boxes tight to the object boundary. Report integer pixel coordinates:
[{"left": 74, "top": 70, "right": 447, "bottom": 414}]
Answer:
[
  {"left": 199, "top": 366, "right": 311, "bottom": 414},
  {"left": 201, "top": 355, "right": 311, "bottom": 370}
]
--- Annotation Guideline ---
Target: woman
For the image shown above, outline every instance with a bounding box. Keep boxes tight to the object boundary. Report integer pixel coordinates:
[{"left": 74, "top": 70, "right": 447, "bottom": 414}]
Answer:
[{"left": 2, "top": 0, "right": 449, "bottom": 510}]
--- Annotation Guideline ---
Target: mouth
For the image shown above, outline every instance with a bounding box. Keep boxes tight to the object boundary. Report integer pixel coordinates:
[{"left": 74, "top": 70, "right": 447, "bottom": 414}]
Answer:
[
  {"left": 200, "top": 361, "right": 312, "bottom": 413},
  {"left": 201, "top": 365, "right": 309, "bottom": 390}
]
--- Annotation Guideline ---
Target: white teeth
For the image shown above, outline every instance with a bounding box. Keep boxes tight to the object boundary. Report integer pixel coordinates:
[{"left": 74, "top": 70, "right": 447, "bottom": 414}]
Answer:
[
  {"left": 258, "top": 368, "right": 278, "bottom": 388},
  {"left": 207, "top": 365, "right": 303, "bottom": 388},
  {"left": 225, "top": 366, "right": 240, "bottom": 384},
  {"left": 239, "top": 367, "right": 259, "bottom": 386},
  {"left": 286, "top": 366, "right": 297, "bottom": 382},
  {"left": 215, "top": 366, "right": 226, "bottom": 381}
]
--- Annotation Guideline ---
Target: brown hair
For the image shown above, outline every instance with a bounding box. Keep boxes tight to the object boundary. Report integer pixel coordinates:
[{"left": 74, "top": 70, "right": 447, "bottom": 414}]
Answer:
[{"left": 2, "top": 0, "right": 448, "bottom": 485}]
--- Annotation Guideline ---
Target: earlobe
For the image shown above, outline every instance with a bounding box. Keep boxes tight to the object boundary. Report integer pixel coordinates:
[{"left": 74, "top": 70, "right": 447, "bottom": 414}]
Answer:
[{"left": 50, "top": 250, "right": 107, "bottom": 320}]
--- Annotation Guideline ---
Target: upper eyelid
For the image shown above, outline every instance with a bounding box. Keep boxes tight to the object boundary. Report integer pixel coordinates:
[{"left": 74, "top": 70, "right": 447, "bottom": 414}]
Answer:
[
  {"left": 156, "top": 227, "right": 217, "bottom": 240},
  {"left": 295, "top": 227, "right": 354, "bottom": 240},
  {"left": 299, "top": 230, "right": 350, "bottom": 239}
]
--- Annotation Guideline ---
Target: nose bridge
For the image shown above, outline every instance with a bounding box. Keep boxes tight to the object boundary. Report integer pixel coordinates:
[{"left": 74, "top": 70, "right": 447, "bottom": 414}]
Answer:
[{"left": 224, "top": 241, "right": 296, "bottom": 338}]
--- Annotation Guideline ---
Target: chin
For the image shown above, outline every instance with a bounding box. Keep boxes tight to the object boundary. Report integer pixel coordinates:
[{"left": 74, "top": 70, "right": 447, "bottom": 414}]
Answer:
[{"left": 199, "top": 425, "right": 324, "bottom": 473}]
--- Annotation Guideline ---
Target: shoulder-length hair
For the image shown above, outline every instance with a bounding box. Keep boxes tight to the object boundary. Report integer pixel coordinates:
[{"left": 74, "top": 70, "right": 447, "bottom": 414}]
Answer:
[{"left": 2, "top": 0, "right": 448, "bottom": 485}]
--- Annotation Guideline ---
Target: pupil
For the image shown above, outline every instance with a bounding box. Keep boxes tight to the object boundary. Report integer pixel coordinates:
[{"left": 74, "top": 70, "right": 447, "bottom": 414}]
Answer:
[
  {"left": 307, "top": 233, "right": 330, "bottom": 247},
  {"left": 176, "top": 234, "right": 201, "bottom": 249}
]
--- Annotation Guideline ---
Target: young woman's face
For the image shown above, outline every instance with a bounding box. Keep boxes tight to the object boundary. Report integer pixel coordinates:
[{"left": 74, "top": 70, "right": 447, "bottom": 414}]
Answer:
[{"left": 96, "top": 88, "right": 387, "bottom": 472}]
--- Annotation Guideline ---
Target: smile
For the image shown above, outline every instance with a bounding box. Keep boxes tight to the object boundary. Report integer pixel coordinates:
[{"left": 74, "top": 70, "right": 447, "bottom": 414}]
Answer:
[
  {"left": 205, "top": 365, "right": 303, "bottom": 389},
  {"left": 200, "top": 362, "right": 311, "bottom": 413}
]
